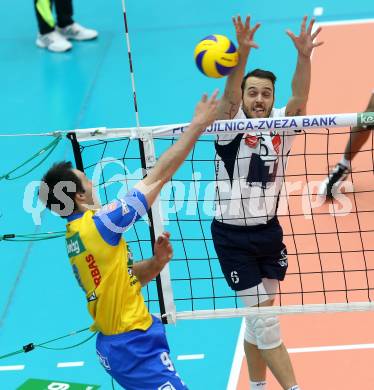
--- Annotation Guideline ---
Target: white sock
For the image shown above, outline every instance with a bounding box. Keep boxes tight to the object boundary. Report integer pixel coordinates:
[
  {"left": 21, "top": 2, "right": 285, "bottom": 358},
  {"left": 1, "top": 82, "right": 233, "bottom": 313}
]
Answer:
[
  {"left": 339, "top": 156, "right": 351, "bottom": 169},
  {"left": 250, "top": 381, "right": 267, "bottom": 389},
  {"left": 287, "top": 386, "right": 300, "bottom": 390}
]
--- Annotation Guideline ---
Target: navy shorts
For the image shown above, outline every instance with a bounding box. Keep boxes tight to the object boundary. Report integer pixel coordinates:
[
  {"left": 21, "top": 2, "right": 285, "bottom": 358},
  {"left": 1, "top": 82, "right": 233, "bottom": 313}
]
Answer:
[
  {"left": 211, "top": 218, "right": 288, "bottom": 291},
  {"left": 96, "top": 316, "right": 188, "bottom": 390}
]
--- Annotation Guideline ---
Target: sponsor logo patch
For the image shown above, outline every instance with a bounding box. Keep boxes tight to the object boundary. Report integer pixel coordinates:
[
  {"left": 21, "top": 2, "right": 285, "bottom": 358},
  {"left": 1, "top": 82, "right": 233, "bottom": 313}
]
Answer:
[
  {"left": 244, "top": 134, "right": 259, "bottom": 148},
  {"left": 66, "top": 233, "right": 86, "bottom": 257},
  {"left": 97, "top": 350, "right": 111, "bottom": 370},
  {"left": 120, "top": 199, "right": 130, "bottom": 215},
  {"left": 87, "top": 291, "right": 97, "bottom": 302},
  {"left": 358, "top": 112, "right": 374, "bottom": 126},
  {"left": 102, "top": 202, "right": 117, "bottom": 213},
  {"left": 278, "top": 247, "right": 288, "bottom": 267},
  {"left": 271, "top": 132, "right": 281, "bottom": 155}
]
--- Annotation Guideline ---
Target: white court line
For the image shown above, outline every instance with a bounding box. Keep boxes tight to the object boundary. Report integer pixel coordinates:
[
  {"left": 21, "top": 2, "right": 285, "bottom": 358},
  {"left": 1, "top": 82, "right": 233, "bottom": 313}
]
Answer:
[
  {"left": 311, "top": 18, "right": 374, "bottom": 59},
  {"left": 177, "top": 354, "right": 205, "bottom": 360},
  {"left": 0, "top": 365, "right": 25, "bottom": 371},
  {"left": 227, "top": 319, "right": 245, "bottom": 390},
  {"left": 288, "top": 343, "right": 374, "bottom": 353},
  {"left": 228, "top": 330, "right": 374, "bottom": 389},
  {"left": 57, "top": 361, "right": 85, "bottom": 368},
  {"left": 316, "top": 18, "right": 374, "bottom": 27},
  {"left": 227, "top": 15, "right": 374, "bottom": 390}
]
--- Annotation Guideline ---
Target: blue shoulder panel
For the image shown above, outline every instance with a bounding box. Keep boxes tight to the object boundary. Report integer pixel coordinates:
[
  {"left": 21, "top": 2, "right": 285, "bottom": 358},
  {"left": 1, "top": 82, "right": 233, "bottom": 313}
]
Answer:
[{"left": 93, "top": 188, "right": 148, "bottom": 246}]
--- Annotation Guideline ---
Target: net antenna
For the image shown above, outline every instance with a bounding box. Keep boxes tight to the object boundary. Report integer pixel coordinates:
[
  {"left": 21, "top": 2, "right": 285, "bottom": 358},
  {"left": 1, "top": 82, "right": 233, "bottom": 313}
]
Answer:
[{"left": 71, "top": 0, "right": 176, "bottom": 324}]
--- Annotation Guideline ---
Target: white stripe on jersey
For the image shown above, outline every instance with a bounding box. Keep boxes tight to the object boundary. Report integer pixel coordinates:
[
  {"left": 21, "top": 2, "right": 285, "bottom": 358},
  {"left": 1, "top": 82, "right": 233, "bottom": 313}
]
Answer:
[{"left": 214, "top": 107, "right": 297, "bottom": 226}]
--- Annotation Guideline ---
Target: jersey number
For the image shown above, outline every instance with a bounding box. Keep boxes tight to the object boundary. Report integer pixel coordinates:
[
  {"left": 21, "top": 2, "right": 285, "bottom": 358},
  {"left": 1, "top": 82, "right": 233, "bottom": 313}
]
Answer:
[
  {"left": 247, "top": 138, "right": 278, "bottom": 188},
  {"left": 160, "top": 351, "right": 175, "bottom": 371}
]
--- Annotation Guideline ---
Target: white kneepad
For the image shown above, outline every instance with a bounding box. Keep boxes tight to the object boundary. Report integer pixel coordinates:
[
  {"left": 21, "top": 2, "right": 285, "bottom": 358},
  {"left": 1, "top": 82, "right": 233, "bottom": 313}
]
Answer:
[
  {"left": 244, "top": 316, "right": 257, "bottom": 345},
  {"left": 246, "top": 315, "right": 282, "bottom": 350}
]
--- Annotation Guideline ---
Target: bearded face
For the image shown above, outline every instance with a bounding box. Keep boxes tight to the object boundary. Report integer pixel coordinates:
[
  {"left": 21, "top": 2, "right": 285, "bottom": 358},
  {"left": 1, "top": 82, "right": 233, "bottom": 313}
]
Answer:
[{"left": 242, "top": 76, "right": 275, "bottom": 119}]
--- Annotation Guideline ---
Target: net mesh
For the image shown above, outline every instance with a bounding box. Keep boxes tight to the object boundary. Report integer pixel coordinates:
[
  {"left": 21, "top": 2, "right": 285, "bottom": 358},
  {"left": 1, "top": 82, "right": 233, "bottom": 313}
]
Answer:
[
  {"left": 81, "top": 138, "right": 160, "bottom": 313},
  {"left": 73, "top": 125, "right": 374, "bottom": 317}
]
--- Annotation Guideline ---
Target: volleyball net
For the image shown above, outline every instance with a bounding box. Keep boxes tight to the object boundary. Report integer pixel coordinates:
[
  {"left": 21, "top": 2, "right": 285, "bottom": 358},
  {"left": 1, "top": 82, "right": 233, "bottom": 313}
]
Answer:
[{"left": 67, "top": 112, "right": 374, "bottom": 323}]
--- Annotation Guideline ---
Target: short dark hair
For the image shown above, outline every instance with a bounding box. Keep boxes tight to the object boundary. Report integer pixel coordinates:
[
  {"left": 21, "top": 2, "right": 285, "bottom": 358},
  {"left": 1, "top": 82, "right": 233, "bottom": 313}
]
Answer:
[
  {"left": 39, "top": 161, "right": 85, "bottom": 217},
  {"left": 241, "top": 68, "right": 277, "bottom": 96}
]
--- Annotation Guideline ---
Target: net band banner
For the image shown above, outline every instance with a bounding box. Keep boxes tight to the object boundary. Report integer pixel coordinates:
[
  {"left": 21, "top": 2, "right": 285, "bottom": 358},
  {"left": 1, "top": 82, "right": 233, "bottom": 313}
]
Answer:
[{"left": 72, "top": 111, "right": 374, "bottom": 141}]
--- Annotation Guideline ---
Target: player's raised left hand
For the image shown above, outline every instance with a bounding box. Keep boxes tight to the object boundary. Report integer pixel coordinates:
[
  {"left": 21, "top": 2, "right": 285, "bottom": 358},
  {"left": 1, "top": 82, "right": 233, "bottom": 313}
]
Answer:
[
  {"left": 154, "top": 232, "right": 173, "bottom": 267},
  {"left": 287, "top": 16, "right": 324, "bottom": 58}
]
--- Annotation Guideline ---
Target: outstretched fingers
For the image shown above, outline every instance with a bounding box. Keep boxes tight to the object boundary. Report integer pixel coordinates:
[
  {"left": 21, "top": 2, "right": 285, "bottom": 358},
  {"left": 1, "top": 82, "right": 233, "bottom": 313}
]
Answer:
[
  {"left": 300, "top": 15, "right": 307, "bottom": 33},
  {"left": 194, "top": 90, "right": 220, "bottom": 128},
  {"left": 233, "top": 15, "right": 254, "bottom": 32},
  {"left": 233, "top": 15, "right": 243, "bottom": 32},
  {"left": 311, "top": 26, "right": 322, "bottom": 40},
  {"left": 244, "top": 15, "right": 250, "bottom": 29},
  {"left": 233, "top": 15, "right": 242, "bottom": 28},
  {"left": 311, "top": 26, "right": 324, "bottom": 47},
  {"left": 208, "top": 89, "right": 219, "bottom": 104},
  {"left": 286, "top": 29, "right": 297, "bottom": 42},
  {"left": 250, "top": 23, "right": 261, "bottom": 39},
  {"left": 307, "top": 17, "right": 315, "bottom": 35}
]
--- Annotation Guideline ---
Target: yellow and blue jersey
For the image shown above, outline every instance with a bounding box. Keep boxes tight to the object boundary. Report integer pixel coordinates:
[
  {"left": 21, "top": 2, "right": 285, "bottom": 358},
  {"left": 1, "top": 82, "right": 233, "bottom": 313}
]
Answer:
[{"left": 65, "top": 188, "right": 152, "bottom": 335}]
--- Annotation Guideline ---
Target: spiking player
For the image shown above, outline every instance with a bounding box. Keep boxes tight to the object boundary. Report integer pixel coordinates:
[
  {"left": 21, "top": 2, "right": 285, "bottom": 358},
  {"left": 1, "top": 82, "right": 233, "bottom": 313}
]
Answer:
[
  {"left": 211, "top": 15, "right": 323, "bottom": 390},
  {"left": 39, "top": 91, "right": 219, "bottom": 390}
]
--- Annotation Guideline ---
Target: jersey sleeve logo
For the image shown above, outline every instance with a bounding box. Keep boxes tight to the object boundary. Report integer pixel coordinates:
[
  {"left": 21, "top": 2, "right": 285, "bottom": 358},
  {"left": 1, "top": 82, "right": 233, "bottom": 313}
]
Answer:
[
  {"left": 244, "top": 134, "right": 259, "bottom": 148},
  {"left": 87, "top": 290, "right": 97, "bottom": 302},
  {"left": 66, "top": 233, "right": 86, "bottom": 257},
  {"left": 99, "top": 202, "right": 117, "bottom": 213},
  {"left": 120, "top": 199, "right": 130, "bottom": 215},
  {"left": 127, "top": 243, "right": 134, "bottom": 264},
  {"left": 271, "top": 132, "right": 281, "bottom": 155}
]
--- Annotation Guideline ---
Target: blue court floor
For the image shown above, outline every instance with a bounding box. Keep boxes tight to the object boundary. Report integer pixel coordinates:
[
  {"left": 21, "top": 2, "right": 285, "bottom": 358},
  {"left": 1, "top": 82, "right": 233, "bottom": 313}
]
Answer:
[{"left": 1, "top": 1, "right": 374, "bottom": 389}]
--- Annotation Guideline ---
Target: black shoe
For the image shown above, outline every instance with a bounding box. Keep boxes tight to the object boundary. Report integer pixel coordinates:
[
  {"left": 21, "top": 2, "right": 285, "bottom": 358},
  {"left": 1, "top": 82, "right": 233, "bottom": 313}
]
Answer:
[{"left": 319, "top": 163, "right": 350, "bottom": 198}]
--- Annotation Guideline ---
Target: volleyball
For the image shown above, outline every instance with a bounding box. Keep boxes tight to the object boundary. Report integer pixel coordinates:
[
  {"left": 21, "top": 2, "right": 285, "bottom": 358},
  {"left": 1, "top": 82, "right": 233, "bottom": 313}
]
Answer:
[{"left": 194, "top": 34, "right": 239, "bottom": 78}]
